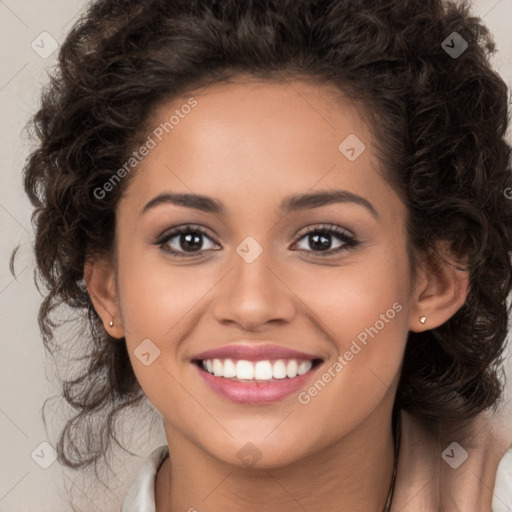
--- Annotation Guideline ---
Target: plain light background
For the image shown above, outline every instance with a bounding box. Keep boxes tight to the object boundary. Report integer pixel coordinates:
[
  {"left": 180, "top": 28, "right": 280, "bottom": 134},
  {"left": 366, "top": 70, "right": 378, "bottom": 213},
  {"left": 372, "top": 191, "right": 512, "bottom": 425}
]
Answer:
[{"left": 1, "top": 0, "right": 512, "bottom": 510}]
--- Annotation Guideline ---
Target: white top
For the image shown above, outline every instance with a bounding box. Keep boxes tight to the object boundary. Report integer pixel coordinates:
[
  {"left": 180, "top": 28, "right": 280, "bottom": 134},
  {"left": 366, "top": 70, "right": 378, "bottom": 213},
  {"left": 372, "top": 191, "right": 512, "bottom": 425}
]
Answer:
[
  {"left": 121, "top": 444, "right": 512, "bottom": 512},
  {"left": 121, "top": 445, "right": 168, "bottom": 512},
  {"left": 494, "top": 448, "right": 512, "bottom": 512}
]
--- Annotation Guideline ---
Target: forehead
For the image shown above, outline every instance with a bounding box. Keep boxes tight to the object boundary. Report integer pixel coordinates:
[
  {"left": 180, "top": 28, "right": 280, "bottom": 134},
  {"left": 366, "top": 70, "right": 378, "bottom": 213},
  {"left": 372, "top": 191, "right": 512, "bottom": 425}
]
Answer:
[
  {"left": 121, "top": 77, "right": 399, "bottom": 220},
  {"left": 148, "top": 77, "right": 372, "bottom": 165}
]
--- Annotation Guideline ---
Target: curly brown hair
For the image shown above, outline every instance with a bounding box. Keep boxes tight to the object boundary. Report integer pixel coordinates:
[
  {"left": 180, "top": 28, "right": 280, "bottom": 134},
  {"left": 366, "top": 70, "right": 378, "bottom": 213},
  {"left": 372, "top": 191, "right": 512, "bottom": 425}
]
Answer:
[{"left": 14, "top": 0, "right": 512, "bottom": 470}]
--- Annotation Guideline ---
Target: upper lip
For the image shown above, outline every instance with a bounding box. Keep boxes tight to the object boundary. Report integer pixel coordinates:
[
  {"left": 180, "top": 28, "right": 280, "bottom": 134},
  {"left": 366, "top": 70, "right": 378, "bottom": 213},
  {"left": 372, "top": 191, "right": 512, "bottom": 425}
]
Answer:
[{"left": 192, "top": 342, "right": 322, "bottom": 362}]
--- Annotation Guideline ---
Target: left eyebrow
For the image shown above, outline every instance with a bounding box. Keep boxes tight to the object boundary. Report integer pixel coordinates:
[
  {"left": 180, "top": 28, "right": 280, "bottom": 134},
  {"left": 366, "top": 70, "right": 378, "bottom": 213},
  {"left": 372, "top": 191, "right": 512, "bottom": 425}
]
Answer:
[{"left": 279, "top": 189, "right": 379, "bottom": 218}]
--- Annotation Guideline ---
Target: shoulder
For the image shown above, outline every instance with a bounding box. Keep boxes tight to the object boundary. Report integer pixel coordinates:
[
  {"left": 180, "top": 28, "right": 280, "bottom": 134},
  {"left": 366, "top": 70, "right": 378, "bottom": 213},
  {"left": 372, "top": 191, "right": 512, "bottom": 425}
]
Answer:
[
  {"left": 393, "top": 409, "right": 512, "bottom": 511},
  {"left": 492, "top": 444, "right": 512, "bottom": 512},
  {"left": 121, "top": 445, "right": 169, "bottom": 512}
]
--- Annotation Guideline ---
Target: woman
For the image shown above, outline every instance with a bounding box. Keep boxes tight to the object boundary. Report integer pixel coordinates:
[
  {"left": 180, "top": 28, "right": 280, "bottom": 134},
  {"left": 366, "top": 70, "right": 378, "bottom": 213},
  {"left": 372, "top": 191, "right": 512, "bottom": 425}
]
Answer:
[{"left": 17, "top": 0, "right": 512, "bottom": 510}]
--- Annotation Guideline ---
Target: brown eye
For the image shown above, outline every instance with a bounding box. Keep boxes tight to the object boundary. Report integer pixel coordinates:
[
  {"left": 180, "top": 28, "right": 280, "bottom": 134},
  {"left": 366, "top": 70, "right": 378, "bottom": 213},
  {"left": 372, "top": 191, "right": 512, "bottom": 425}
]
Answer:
[
  {"left": 156, "top": 225, "right": 220, "bottom": 257},
  {"left": 292, "top": 224, "right": 359, "bottom": 256}
]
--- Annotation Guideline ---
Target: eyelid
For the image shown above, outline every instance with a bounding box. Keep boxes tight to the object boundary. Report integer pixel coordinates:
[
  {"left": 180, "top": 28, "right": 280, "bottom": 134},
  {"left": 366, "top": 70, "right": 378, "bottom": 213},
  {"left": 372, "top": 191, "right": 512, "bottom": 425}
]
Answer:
[
  {"left": 155, "top": 223, "right": 217, "bottom": 243},
  {"left": 293, "top": 223, "right": 355, "bottom": 240}
]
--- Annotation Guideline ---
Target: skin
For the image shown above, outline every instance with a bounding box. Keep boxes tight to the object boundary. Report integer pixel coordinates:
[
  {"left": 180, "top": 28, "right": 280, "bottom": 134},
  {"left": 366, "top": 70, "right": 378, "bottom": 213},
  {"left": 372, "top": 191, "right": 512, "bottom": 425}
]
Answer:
[{"left": 84, "top": 76, "right": 469, "bottom": 511}]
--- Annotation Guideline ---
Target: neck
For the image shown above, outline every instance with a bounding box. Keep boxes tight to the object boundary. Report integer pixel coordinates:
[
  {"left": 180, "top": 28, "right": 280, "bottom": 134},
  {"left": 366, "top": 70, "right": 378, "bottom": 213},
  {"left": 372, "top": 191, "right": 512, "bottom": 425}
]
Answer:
[{"left": 155, "top": 406, "right": 397, "bottom": 512}]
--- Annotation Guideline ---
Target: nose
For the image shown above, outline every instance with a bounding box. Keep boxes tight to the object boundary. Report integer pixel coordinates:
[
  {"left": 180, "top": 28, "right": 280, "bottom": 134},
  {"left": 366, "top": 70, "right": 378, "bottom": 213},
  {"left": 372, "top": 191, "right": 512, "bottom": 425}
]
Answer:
[{"left": 212, "top": 245, "right": 297, "bottom": 332}]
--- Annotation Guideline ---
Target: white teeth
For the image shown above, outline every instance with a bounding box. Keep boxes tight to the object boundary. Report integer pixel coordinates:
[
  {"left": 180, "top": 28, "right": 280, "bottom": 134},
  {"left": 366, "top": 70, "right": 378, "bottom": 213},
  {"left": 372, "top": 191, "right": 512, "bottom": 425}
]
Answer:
[
  {"left": 201, "top": 358, "right": 317, "bottom": 380},
  {"left": 212, "top": 359, "right": 223, "bottom": 377},
  {"left": 236, "top": 360, "right": 254, "bottom": 380},
  {"left": 286, "top": 360, "right": 298, "bottom": 378},
  {"left": 272, "top": 360, "right": 287, "bottom": 379},
  {"left": 297, "top": 360, "right": 313, "bottom": 375},
  {"left": 223, "top": 358, "right": 237, "bottom": 378},
  {"left": 254, "top": 361, "right": 273, "bottom": 380}
]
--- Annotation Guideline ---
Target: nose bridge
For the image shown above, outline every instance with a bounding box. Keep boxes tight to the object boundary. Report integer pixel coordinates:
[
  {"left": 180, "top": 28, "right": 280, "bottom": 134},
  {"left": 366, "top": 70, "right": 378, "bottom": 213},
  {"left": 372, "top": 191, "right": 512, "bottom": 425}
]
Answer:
[
  {"left": 235, "top": 236, "right": 277, "bottom": 291},
  {"left": 212, "top": 235, "right": 296, "bottom": 328}
]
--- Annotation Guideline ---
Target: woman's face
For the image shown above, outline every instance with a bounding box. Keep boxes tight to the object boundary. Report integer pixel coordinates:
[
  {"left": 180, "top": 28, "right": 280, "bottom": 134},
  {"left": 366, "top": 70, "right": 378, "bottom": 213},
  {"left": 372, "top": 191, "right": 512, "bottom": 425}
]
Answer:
[{"left": 110, "top": 77, "right": 416, "bottom": 466}]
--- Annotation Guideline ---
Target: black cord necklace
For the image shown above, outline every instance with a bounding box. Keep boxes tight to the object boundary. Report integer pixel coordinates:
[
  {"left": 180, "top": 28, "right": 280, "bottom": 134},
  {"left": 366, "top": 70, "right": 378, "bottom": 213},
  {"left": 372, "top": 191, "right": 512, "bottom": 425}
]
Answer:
[{"left": 382, "top": 410, "right": 401, "bottom": 512}]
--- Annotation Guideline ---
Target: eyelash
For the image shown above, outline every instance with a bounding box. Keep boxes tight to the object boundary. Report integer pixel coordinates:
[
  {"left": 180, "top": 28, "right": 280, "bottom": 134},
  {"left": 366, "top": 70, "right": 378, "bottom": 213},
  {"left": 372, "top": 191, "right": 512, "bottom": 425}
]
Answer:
[{"left": 155, "top": 223, "right": 359, "bottom": 258}]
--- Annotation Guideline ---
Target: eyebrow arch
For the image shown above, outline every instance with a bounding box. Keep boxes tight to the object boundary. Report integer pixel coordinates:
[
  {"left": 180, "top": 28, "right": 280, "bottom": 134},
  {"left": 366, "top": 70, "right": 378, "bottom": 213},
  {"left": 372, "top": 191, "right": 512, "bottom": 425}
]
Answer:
[
  {"left": 280, "top": 189, "right": 379, "bottom": 218},
  {"left": 140, "top": 189, "right": 379, "bottom": 218},
  {"left": 141, "top": 193, "right": 224, "bottom": 216}
]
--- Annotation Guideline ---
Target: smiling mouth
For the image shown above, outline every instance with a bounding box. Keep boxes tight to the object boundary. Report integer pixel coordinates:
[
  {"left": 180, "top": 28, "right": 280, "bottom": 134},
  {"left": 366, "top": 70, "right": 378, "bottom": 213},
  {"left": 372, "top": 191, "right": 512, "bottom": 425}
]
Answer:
[{"left": 194, "top": 358, "right": 323, "bottom": 382}]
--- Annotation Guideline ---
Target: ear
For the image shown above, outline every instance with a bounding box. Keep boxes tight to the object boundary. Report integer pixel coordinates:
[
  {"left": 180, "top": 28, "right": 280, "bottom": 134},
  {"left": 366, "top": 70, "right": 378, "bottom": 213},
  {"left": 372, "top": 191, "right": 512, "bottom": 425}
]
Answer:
[
  {"left": 83, "top": 258, "right": 125, "bottom": 339},
  {"left": 409, "top": 243, "right": 470, "bottom": 333}
]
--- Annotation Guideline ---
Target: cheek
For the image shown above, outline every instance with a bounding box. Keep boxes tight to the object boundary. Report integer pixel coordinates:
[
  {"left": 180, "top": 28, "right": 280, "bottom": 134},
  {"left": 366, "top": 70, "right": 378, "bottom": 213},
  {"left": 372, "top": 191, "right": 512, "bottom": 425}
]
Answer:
[
  {"left": 116, "top": 245, "right": 219, "bottom": 342},
  {"left": 292, "top": 251, "right": 409, "bottom": 343},
  {"left": 292, "top": 261, "right": 410, "bottom": 434},
  {"left": 296, "top": 251, "right": 411, "bottom": 406}
]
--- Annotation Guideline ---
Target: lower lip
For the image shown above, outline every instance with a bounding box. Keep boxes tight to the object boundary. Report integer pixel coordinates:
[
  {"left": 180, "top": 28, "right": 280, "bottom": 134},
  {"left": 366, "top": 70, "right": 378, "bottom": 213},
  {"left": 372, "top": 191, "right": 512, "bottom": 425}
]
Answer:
[{"left": 194, "top": 362, "right": 321, "bottom": 404}]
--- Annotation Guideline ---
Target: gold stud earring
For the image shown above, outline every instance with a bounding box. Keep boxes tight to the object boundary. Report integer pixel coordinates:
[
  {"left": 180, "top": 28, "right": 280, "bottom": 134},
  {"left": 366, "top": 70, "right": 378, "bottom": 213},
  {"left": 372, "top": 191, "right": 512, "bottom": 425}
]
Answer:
[
  {"left": 109, "top": 320, "right": 114, "bottom": 327},
  {"left": 420, "top": 316, "right": 426, "bottom": 324}
]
